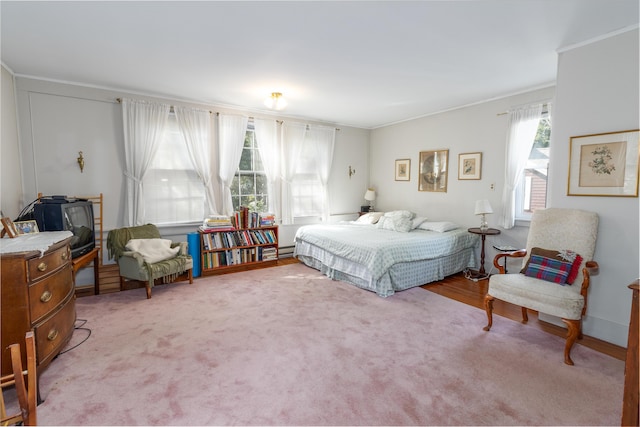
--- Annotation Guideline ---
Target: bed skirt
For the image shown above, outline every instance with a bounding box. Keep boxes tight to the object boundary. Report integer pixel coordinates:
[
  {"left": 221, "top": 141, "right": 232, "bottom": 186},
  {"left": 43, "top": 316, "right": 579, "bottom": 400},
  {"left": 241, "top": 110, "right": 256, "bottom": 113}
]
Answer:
[{"left": 294, "top": 240, "right": 477, "bottom": 297}]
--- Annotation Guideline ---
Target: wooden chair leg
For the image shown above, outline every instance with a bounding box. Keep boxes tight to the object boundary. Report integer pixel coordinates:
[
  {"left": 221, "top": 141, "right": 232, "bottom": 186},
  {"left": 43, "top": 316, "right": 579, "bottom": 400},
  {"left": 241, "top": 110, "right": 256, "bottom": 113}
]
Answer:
[
  {"left": 145, "top": 281, "right": 152, "bottom": 299},
  {"left": 521, "top": 307, "right": 529, "bottom": 323},
  {"left": 483, "top": 294, "right": 494, "bottom": 331},
  {"left": 120, "top": 276, "right": 125, "bottom": 291},
  {"left": 188, "top": 269, "right": 193, "bottom": 284},
  {"left": 562, "top": 318, "right": 581, "bottom": 366}
]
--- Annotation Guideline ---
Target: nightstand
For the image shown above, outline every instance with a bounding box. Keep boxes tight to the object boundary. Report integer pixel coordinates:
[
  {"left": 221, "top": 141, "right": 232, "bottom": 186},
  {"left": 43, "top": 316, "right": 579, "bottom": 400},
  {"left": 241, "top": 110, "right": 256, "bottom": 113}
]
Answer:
[{"left": 467, "top": 227, "right": 500, "bottom": 280}]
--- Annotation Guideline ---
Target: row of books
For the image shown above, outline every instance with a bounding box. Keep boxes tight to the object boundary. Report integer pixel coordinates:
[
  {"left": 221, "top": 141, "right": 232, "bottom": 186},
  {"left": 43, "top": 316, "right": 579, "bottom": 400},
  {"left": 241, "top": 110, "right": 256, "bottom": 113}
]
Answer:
[
  {"left": 202, "top": 246, "right": 276, "bottom": 268},
  {"left": 232, "top": 207, "right": 276, "bottom": 229},
  {"left": 201, "top": 229, "right": 277, "bottom": 250}
]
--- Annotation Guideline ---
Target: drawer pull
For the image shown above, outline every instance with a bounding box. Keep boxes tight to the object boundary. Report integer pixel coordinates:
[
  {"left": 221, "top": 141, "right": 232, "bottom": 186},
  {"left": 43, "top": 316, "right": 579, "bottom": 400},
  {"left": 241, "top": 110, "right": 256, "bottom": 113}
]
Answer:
[
  {"left": 37, "top": 262, "right": 48, "bottom": 272},
  {"left": 61, "top": 252, "right": 69, "bottom": 260},
  {"left": 40, "top": 290, "right": 52, "bottom": 303},
  {"left": 47, "top": 329, "right": 59, "bottom": 341}
]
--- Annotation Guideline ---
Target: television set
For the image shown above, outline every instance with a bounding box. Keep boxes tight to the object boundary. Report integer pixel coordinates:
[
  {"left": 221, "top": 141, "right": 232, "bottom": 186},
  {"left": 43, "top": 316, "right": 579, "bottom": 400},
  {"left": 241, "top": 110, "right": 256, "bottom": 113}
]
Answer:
[{"left": 32, "top": 196, "right": 96, "bottom": 259}]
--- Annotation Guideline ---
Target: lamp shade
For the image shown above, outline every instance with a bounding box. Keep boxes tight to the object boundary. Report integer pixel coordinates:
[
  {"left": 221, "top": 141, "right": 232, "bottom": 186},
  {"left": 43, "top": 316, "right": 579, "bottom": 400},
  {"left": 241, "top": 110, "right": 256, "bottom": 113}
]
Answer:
[
  {"left": 474, "top": 199, "right": 493, "bottom": 215},
  {"left": 364, "top": 188, "right": 376, "bottom": 201}
]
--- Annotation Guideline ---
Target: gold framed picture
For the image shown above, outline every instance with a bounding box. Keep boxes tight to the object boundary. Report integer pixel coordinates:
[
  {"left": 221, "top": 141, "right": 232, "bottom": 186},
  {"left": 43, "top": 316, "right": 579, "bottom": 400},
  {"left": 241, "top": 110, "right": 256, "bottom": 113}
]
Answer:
[
  {"left": 419, "top": 149, "right": 448, "bottom": 192},
  {"left": 395, "top": 159, "right": 410, "bottom": 181},
  {"left": 568, "top": 129, "right": 639, "bottom": 197},
  {"left": 14, "top": 220, "right": 40, "bottom": 235},
  {"left": 458, "top": 152, "right": 482, "bottom": 180}
]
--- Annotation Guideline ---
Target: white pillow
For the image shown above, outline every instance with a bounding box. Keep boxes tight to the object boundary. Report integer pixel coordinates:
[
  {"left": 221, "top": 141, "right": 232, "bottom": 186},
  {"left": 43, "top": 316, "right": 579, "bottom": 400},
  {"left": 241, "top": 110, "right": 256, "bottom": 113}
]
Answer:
[
  {"left": 125, "top": 238, "right": 180, "bottom": 264},
  {"left": 377, "top": 215, "right": 413, "bottom": 232},
  {"left": 384, "top": 210, "right": 415, "bottom": 219},
  {"left": 411, "top": 216, "right": 428, "bottom": 229},
  {"left": 418, "top": 221, "right": 460, "bottom": 232},
  {"left": 355, "top": 211, "right": 384, "bottom": 225}
]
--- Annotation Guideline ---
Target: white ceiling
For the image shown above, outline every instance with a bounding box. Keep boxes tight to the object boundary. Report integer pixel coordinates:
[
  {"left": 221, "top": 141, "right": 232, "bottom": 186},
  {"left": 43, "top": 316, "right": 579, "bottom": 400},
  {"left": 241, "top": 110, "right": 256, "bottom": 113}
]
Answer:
[{"left": 1, "top": 1, "right": 638, "bottom": 129}]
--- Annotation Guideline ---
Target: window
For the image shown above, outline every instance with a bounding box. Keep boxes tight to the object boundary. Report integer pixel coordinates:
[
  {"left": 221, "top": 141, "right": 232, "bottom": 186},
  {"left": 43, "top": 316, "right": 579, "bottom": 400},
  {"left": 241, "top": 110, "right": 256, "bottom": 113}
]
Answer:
[
  {"left": 231, "top": 127, "right": 269, "bottom": 213},
  {"left": 515, "top": 115, "right": 551, "bottom": 220},
  {"left": 142, "top": 114, "right": 205, "bottom": 224},
  {"left": 291, "top": 140, "right": 323, "bottom": 219}
]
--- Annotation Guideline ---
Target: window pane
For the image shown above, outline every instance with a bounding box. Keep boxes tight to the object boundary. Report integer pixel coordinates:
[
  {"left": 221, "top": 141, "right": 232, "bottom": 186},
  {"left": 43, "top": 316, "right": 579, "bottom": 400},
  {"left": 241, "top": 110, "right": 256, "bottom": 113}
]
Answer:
[
  {"left": 239, "top": 148, "right": 252, "bottom": 171},
  {"left": 232, "top": 128, "right": 269, "bottom": 214},
  {"left": 256, "top": 174, "right": 268, "bottom": 194},
  {"left": 515, "top": 115, "right": 550, "bottom": 220},
  {"left": 142, "top": 115, "right": 205, "bottom": 224}
]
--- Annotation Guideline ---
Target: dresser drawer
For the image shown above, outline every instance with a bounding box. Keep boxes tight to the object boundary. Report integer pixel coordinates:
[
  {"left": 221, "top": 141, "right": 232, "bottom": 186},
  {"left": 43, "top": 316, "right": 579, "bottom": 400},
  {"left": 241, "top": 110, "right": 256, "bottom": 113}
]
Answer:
[
  {"left": 28, "top": 264, "right": 73, "bottom": 323},
  {"left": 27, "top": 244, "right": 71, "bottom": 282},
  {"left": 34, "top": 293, "right": 76, "bottom": 367}
]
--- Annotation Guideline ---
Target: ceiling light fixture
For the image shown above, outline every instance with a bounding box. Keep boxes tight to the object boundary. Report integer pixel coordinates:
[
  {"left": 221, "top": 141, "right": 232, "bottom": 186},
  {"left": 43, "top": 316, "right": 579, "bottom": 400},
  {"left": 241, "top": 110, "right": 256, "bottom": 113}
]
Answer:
[{"left": 264, "top": 92, "right": 287, "bottom": 110}]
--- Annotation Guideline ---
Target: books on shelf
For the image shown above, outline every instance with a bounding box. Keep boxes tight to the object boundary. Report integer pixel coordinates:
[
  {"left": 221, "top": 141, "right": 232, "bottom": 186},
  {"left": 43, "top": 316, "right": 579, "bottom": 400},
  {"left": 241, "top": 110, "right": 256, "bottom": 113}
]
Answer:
[
  {"left": 230, "top": 207, "right": 276, "bottom": 229},
  {"left": 259, "top": 213, "right": 276, "bottom": 226},
  {"left": 200, "top": 228, "right": 278, "bottom": 251},
  {"left": 201, "top": 215, "right": 234, "bottom": 232}
]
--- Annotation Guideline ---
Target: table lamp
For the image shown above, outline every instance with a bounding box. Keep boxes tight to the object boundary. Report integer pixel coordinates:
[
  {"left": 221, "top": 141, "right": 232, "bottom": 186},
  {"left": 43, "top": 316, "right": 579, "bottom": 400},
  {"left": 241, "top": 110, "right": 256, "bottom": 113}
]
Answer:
[
  {"left": 364, "top": 188, "right": 376, "bottom": 211},
  {"left": 474, "top": 199, "right": 493, "bottom": 231}
]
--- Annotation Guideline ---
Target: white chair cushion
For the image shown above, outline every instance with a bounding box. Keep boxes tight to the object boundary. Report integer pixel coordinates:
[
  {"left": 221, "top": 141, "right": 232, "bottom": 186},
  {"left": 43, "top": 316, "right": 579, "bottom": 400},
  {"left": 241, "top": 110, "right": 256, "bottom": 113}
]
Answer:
[
  {"left": 125, "top": 238, "right": 180, "bottom": 264},
  {"left": 488, "top": 273, "right": 585, "bottom": 320}
]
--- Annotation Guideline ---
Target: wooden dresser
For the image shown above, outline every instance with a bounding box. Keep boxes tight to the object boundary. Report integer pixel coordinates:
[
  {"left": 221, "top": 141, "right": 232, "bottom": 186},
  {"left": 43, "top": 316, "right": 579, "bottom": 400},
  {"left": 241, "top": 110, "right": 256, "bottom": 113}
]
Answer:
[{"left": 1, "top": 236, "right": 76, "bottom": 377}]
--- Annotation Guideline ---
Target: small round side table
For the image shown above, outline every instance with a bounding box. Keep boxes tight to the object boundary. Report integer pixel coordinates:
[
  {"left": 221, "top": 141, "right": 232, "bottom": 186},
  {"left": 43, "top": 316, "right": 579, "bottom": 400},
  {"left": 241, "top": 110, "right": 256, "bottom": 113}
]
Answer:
[{"left": 467, "top": 227, "right": 501, "bottom": 278}]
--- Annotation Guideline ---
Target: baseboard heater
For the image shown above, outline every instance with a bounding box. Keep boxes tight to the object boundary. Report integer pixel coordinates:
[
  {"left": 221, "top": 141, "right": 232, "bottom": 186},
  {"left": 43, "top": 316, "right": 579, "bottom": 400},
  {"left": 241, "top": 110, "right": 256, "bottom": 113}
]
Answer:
[{"left": 279, "top": 245, "right": 295, "bottom": 258}]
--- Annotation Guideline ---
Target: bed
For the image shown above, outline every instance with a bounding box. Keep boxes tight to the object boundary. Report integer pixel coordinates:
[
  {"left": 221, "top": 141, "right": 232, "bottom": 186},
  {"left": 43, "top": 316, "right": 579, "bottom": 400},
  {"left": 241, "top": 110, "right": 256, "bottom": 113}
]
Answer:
[{"left": 294, "top": 212, "right": 480, "bottom": 297}]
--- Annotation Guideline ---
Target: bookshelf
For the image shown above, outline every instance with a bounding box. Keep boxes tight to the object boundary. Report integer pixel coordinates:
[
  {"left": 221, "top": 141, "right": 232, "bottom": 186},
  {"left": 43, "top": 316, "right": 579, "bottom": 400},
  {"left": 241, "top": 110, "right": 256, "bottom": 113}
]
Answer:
[{"left": 199, "top": 225, "right": 278, "bottom": 275}]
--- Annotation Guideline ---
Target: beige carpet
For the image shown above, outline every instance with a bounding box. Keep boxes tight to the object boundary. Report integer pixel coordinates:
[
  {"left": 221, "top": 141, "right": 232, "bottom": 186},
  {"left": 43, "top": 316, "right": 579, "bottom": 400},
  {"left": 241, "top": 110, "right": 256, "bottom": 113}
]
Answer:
[{"left": 36, "top": 263, "right": 624, "bottom": 425}]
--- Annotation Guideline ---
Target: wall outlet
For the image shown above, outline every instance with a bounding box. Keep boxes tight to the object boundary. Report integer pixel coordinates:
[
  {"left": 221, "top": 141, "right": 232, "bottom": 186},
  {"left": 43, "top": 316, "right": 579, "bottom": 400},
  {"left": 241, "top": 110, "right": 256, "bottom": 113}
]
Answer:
[{"left": 490, "top": 183, "right": 495, "bottom": 190}]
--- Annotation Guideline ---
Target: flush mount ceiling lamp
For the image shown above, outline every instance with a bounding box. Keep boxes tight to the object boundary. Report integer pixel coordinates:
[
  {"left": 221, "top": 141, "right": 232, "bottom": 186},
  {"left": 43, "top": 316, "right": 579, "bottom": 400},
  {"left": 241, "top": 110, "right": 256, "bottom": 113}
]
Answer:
[{"left": 264, "top": 92, "right": 287, "bottom": 110}]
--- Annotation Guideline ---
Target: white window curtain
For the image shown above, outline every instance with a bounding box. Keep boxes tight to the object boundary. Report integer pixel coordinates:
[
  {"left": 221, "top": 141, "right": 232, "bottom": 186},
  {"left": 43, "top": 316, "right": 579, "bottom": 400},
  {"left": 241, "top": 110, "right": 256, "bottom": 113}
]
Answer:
[
  {"left": 121, "top": 98, "right": 170, "bottom": 226},
  {"left": 280, "top": 122, "right": 307, "bottom": 225},
  {"left": 306, "top": 124, "right": 336, "bottom": 222},
  {"left": 499, "top": 103, "right": 544, "bottom": 229},
  {"left": 218, "top": 114, "right": 249, "bottom": 216},
  {"left": 174, "top": 106, "right": 217, "bottom": 216},
  {"left": 254, "top": 118, "right": 281, "bottom": 219}
]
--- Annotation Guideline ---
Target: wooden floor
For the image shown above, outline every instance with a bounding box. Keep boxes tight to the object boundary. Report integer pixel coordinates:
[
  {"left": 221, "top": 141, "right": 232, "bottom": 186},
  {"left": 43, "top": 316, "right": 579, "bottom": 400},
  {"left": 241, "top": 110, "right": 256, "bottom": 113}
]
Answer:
[{"left": 81, "top": 258, "right": 626, "bottom": 361}]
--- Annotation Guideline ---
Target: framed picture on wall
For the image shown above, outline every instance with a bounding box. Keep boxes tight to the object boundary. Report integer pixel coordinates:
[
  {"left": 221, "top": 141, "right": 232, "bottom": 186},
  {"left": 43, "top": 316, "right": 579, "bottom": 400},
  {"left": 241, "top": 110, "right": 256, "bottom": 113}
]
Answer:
[
  {"left": 458, "top": 152, "right": 482, "bottom": 180},
  {"left": 418, "top": 149, "right": 448, "bottom": 192},
  {"left": 395, "top": 159, "right": 410, "bottom": 181},
  {"left": 568, "top": 129, "right": 639, "bottom": 197}
]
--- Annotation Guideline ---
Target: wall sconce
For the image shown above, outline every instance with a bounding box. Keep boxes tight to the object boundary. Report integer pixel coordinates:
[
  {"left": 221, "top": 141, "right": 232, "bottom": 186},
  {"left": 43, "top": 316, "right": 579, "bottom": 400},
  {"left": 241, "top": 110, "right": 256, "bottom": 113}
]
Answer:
[
  {"left": 349, "top": 166, "right": 356, "bottom": 178},
  {"left": 77, "top": 151, "right": 85, "bottom": 173}
]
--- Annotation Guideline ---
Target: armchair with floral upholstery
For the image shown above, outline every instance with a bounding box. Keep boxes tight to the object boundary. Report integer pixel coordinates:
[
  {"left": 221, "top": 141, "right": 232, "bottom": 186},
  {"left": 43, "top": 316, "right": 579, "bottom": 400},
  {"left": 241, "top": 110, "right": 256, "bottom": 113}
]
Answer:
[{"left": 107, "top": 224, "right": 193, "bottom": 299}]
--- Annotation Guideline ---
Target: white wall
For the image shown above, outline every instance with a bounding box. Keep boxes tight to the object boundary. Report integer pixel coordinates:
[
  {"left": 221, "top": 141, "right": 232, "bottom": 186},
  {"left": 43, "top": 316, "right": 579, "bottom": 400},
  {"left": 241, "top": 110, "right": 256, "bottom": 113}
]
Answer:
[
  {"left": 370, "top": 86, "right": 555, "bottom": 263},
  {"left": 1, "top": 65, "right": 22, "bottom": 219},
  {"left": 547, "top": 29, "right": 639, "bottom": 346},
  {"left": 8, "top": 77, "right": 370, "bottom": 258},
  {"left": 369, "top": 29, "right": 639, "bottom": 347}
]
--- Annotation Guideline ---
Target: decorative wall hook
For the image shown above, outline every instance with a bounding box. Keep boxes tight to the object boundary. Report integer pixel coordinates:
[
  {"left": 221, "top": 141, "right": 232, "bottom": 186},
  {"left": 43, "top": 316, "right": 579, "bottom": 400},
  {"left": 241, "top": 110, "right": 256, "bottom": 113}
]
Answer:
[
  {"left": 77, "top": 151, "right": 85, "bottom": 173},
  {"left": 349, "top": 165, "right": 356, "bottom": 178}
]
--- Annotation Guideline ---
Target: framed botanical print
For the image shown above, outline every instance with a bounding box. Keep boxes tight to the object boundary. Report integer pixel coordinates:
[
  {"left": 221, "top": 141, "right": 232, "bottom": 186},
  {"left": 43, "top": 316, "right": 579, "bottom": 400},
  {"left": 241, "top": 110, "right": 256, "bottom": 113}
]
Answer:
[
  {"left": 458, "top": 152, "right": 482, "bottom": 180},
  {"left": 568, "top": 129, "right": 639, "bottom": 197},
  {"left": 395, "top": 159, "right": 410, "bottom": 181},
  {"left": 418, "top": 149, "right": 448, "bottom": 192}
]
